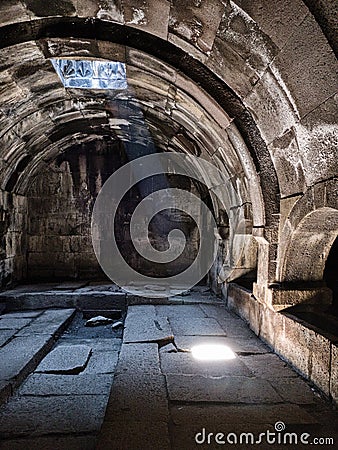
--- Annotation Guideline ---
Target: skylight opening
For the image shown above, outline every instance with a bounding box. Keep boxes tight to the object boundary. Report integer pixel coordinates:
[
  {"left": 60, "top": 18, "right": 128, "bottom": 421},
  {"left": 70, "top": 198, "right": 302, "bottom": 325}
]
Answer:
[{"left": 51, "top": 59, "right": 127, "bottom": 90}]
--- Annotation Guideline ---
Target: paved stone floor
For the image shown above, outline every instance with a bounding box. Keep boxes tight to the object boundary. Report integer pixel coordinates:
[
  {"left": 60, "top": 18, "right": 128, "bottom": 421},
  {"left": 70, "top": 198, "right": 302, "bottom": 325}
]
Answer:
[
  {"left": 98, "top": 303, "right": 338, "bottom": 450},
  {"left": 0, "top": 311, "right": 122, "bottom": 450},
  {"left": 0, "top": 295, "right": 337, "bottom": 450}
]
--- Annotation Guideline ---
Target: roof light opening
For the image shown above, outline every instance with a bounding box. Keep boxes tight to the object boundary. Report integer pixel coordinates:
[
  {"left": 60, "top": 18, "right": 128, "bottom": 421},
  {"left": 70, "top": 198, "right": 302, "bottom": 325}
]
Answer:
[
  {"left": 191, "top": 344, "right": 236, "bottom": 361},
  {"left": 51, "top": 59, "right": 127, "bottom": 90}
]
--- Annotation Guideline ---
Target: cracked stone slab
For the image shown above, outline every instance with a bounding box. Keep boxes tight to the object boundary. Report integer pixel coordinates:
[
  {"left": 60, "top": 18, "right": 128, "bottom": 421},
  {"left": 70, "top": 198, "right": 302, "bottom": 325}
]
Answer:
[
  {"left": 268, "top": 378, "right": 317, "bottom": 404},
  {"left": 0, "top": 395, "right": 108, "bottom": 438},
  {"left": 83, "top": 350, "right": 119, "bottom": 374},
  {"left": 15, "top": 309, "right": 75, "bottom": 336},
  {"left": 239, "top": 353, "right": 298, "bottom": 379},
  {"left": 35, "top": 345, "right": 92, "bottom": 374},
  {"left": 166, "top": 374, "right": 282, "bottom": 403},
  {"left": 160, "top": 352, "right": 252, "bottom": 377},
  {"left": 0, "top": 335, "right": 53, "bottom": 381},
  {"left": 116, "top": 343, "right": 160, "bottom": 375},
  {"left": 0, "top": 317, "right": 32, "bottom": 330},
  {"left": 222, "top": 337, "right": 272, "bottom": 354},
  {"left": 0, "top": 329, "right": 16, "bottom": 347},
  {"left": 174, "top": 335, "right": 235, "bottom": 352},
  {"left": 19, "top": 373, "right": 113, "bottom": 396},
  {"left": 123, "top": 315, "right": 173, "bottom": 343},
  {"left": 169, "top": 317, "right": 226, "bottom": 336},
  {"left": 104, "top": 372, "right": 169, "bottom": 423}
]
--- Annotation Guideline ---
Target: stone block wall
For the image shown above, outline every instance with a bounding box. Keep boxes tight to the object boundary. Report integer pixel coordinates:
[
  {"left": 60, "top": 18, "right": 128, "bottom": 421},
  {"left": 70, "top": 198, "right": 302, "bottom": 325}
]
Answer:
[
  {"left": 228, "top": 282, "right": 338, "bottom": 404},
  {"left": 0, "top": 190, "right": 28, "bottom": 287}
]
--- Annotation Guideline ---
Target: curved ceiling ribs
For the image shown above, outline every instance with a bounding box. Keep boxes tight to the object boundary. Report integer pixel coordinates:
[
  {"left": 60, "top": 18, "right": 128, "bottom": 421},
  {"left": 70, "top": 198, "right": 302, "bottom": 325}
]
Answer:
[{"left": 0, "top": 16, "right": 278, "bottom": 226}]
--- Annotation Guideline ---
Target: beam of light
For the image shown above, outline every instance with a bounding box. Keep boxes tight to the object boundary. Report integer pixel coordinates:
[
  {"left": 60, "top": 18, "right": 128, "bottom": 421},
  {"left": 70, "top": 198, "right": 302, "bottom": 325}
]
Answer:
[{"left": 191, "top": 344, "right": 236, "bottom": 361}]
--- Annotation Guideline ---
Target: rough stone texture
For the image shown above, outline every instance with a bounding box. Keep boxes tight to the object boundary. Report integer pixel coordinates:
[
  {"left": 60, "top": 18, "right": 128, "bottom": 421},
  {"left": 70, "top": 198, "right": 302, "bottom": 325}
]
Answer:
[
  {"left": 0, "top": 436, "right": 98, "bottom": 450},
  {"left": 35, "top": 344, "right": 92, "bottom": 374},
  {"left": 0, "top": 329, "right": 16, "bottom": 347},
  {"left": 0, "top": 335, "right": 54, "bottom": 381},
  {"left": 160, "top": 351, "right": 252, "bottom": 377},
  {"left": 116, "top": 343, "right": 160, "bottom": 375},
  {"left": 0, "top": 317, "right": 32, "bottom": 330},
  {"left": 238, "top": 354, "right": 298, "bottom": 380},
  {"left": 0, "top": 395, "right": 108, "bottom": 438},
  {"left": 169, "top": 317, "right": 226, "bottom": 336},
  {"left": 15, "top": 309, "right": 76, "bottom": 336},
  {"left": 0, "top": 0, "right": 337, "bottom": 412},
  {"left": 123, "top": 314, "right": 173, "bottom": 343},
  {"left": 83, "top": 350, "right": 119, "bottom": 374},
  {"left": 331, "top": 343, "right": 338, "bottom": 403},
  {"left": 166, "top": 374, "right": 282, "bottom": 403},
  {"left": 19, "top": 373, "right": 113, "bottom": 396}
]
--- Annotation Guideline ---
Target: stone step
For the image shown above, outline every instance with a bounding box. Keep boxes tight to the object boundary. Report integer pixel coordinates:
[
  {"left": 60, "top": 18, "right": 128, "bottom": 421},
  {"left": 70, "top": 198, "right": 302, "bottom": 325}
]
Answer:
[
  {"left": 0, "top": 291, "right": 126, "bottom": 312},
  {"left": 0, "top": 309, "right": 75, "bottom": 405}
]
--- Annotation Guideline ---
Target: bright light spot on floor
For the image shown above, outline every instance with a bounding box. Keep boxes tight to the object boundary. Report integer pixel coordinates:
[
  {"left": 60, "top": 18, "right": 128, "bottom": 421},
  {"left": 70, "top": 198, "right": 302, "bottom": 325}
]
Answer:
[{"left": 191, "top": 344, "right": 236, "bottom": 361}]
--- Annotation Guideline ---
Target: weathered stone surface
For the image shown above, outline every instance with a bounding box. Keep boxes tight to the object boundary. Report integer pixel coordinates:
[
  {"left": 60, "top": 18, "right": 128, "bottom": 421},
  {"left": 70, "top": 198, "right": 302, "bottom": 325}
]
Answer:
[
  {"left": 0, "top": 335, "right": 53, "bottom": 381},
  {"left": 155, "top": 304, "right": 207, "bottom": 319},
  {"left": 83, "top": 350, "right": 119, "bottom": 374},
  {"left": 169, "top": 317, "right": 226, "bottom": 336},
  {"left": 15, "top": 309, "right": 75, "bottom": 336},
  {"left": 35, "top": 344, "right": 92, "bottom": 374},
  {"left": 166, "top": 374, "right": 282, "bottom": 403},
  {"left": 0, "top": 317, "right": 32, "bottom": 330},
  {"left": 160, "top": 352, "right": 252, "bottom": 377},
  {"left": 0, "top": 435, "right": 98, "bottom": 450},
  {"left": 98, "top": 419, "right": 170, "bottom": 450},
  {"left": 116, "top": 343, "right": 160, "bottom": 375},
  {"left": 269, "top": 378, "right": 317, "bottom": 405},
  {"left": 0, "top": 395, "right": 108, "bottom": 437},
  {"left": 19, "top": 373, "right": 113, "bottom": 396},
  {"left": 123, "top": 315, "right": 173, "bottom": 343},
  {"left": 239, "top": 354, "right": 298, "bottom": 379},
  {"left": 104, "top": 372, "right": 169, "bottom": 422},
  {"left": 330, "top": 343, "right": 338, "bottom": 403},
  {"left": 170, "top": 403, "right": 318, "bottom": 426},
  {"left": 0, "top": 329, "right": 16, "bottom": 347}
]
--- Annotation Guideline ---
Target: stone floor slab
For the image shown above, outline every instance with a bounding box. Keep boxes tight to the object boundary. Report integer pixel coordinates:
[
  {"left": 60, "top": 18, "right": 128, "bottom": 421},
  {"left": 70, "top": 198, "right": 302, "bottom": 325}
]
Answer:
[
  {"left": 0, "top": 335, "right": 53, "bottom": 381},
  {"left": 35, "top": 344, "right": 92, "bottom": 374},
  {"left": 104, "top": 372, "right": 169, "bottom": 423},
  {"left": 97, "top": 419, "right": 170, "bottom": 450},
  {"left": 116, "top": 343, "right": 160, "bottom": 375},
  {"left": 169, "top": 317, "right": 226, "bottom": 336},
  {"left": 15, "top": 309, "right": 75, "bottom": 336},
  {"left": 83, "top": 350, "right": 119, "bottom": 374},
  {"left": 0, "top": 317, "right": 32, "bottom": 330},
  {"left": 123, "top": 314, "right": 173, "bottom": 343},
  {"left": 0, "top": 329, "right": 16, "bottom": 347},
  {"left": 269, "top": 378, "right": 317, "bottom": 404},
  {"left": 170, "top": 403, "right": 319, "bottom": 426},
  {"left": 239, "top": 353, "right": 298, "bottom": 379},
  {"left": 19, "top": 373, "right": 113, "bottom": 396},
  {"left": 155, "top": 304, "right": 207, "bottom": 319},
  {"left": 166, "top": 374, "right": 282, "bottom": 403},
  {"left": 0, "top": 435, "right": 97, "bottom": 450},
  {"left": 160, "top": 352, "right": 252, "bottom": 377},
  {"left": 0, "top": 395, "right": 108, "bottom": 437},
  {"left": 2, "top": 311, "right": 42, "bottom": 318}
]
